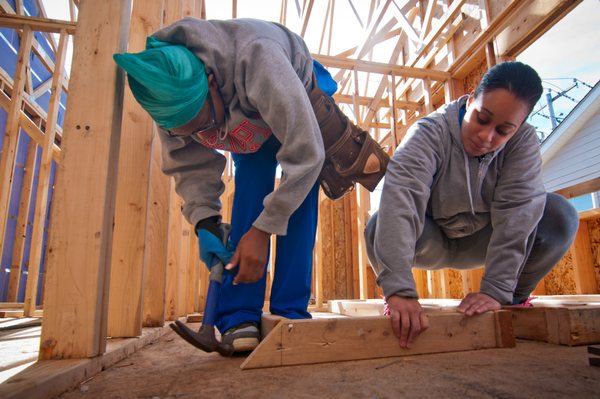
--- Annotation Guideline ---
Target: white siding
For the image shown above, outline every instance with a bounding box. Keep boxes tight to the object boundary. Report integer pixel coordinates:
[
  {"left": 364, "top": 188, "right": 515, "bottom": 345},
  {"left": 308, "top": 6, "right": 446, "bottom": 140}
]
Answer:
[{"left": 542, "top": 112, "right": 600, "bottom": 192}]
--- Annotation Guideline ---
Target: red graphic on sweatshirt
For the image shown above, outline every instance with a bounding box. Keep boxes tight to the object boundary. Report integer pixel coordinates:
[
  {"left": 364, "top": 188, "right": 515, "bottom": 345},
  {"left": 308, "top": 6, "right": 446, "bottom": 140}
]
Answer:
[{"left": 195, "top": 119, "right": 272, "bottom": 153}]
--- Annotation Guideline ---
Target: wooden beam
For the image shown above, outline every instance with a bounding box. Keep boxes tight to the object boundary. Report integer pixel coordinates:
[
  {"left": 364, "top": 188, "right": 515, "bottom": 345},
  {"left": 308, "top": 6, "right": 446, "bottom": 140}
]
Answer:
[
  {"left": 0, "top": 67, "right": 64, "bottom": 141},
  {"left": 0, "top": 26, "right": 33, "bottom": 282},
  {"left": 39, "top": 0, "right": 132, "bottom": 359},
  {"left": 570, "top": 220, "right": 598, "bottom": 295},
  {"left": 356, "top": 187, "right": 370, "bottom": 299},
  {"left": 419, "top": 0, "right": 436, "bottom": 42},
  {"left": 579, "top": 208, "right": 600, "bottom": 221},
  {"left": 448, "top": 0, "right": 526, "bottom": 77},
  {"left": 241, "top": 310, "right": 514, "bottom": 369},
  {"left": 555, "top": 177, "right": 600, "bottom": 200},
  {"left": 142, "top": 134, "right": 170, "bottom": 327},
  {"left": 314, "top": 54, "right": 450, "bottom": 81},
  {"left": 509, "top": 303, "right": 600, "bottom": 346},
  {"left": 299, "top": 0, "right": 314, "bottom": 38},
  {"left": 495, "top": 0, "right": 581, "bottom": 58},
  {"left": 24, "top": 29, "right": 68, "bottom": 317},
  {"left": 6, "top": 138, "right": 38, "bottom": 302},
  {"left": 0, "top": 14, "right": 77, "bottom": 34},
  {"left": 107, "top": 0, "right": 162, "bottom": 338},
  {"left": 165, "top": 188, "right": 184, "bottom": 321},
  {"left": 0, "top": 326, "right": 168, "bottom": 399},
  {"left": 32, "top": 78, "right": 52, "bottom": 99}
]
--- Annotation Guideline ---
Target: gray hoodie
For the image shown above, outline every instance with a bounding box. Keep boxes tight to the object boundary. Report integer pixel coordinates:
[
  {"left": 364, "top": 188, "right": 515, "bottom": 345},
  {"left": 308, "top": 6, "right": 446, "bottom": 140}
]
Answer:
[
  {"left": 152, "top": 18, "right": 324, "bottom": 235},
  {"left": 373, "top": 95, "right": 546, "bottom": 304}
]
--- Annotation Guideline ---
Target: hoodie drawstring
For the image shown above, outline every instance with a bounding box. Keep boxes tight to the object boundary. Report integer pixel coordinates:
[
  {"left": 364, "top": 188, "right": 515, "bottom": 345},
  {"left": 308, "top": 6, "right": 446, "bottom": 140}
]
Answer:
[{"left": 463, "top": 152, "right": 475, "bottom": 215}]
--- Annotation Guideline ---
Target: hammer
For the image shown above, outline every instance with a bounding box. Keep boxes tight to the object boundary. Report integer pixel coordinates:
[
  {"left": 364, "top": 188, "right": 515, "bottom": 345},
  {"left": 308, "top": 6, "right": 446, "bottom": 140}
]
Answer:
[{"left": 170, "top": 223, "right": 235, "bottom": 357}]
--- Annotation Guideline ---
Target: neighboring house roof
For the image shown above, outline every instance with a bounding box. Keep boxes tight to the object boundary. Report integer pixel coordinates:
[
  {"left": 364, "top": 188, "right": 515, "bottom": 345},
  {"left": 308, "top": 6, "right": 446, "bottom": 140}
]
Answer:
[
  {"left": 542, "top": 81, "right": 600, "bottom": 161},
  {"left": 540, "top": 81, "right": 600, "bottom": 194}
]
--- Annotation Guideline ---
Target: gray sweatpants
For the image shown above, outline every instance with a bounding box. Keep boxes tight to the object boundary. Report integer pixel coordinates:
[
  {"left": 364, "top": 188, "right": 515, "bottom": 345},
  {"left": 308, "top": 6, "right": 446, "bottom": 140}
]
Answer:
[{"left": 364, "top": 193, "right": 579, "bottom": 303}]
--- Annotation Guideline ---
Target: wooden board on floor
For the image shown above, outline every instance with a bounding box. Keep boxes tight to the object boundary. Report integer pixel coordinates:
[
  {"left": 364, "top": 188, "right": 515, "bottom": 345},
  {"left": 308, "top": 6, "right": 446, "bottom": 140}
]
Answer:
[
  {"left": 508, "top": 303, "right": 600, "bottom": 346},
  {"left": 0, "top": 326, "right": 168, "bottom": 399},
  {"left": 241, "top": 310, "right": 514, "bottom": 369},
  {"left": 328, "top": 298, "right": 462, "bottom": 317}
]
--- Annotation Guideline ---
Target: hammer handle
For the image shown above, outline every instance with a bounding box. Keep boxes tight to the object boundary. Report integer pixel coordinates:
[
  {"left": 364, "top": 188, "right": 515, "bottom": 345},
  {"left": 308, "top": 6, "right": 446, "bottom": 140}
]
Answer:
[{"left": 202, "top": 223, "right": 231, "bottom": 328}]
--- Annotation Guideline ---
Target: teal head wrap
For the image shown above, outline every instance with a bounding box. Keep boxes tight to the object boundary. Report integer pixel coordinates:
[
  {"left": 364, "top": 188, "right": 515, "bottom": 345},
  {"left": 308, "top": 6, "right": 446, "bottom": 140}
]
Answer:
[{"left": 113, "top": 37, "right": 208, "bottom": 129}]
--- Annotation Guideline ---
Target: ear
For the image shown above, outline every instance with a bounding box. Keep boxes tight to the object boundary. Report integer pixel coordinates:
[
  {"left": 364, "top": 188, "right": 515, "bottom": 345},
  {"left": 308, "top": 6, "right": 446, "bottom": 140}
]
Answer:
[{"left": 466, "top": 91, "right": 475, "bottom": 108}]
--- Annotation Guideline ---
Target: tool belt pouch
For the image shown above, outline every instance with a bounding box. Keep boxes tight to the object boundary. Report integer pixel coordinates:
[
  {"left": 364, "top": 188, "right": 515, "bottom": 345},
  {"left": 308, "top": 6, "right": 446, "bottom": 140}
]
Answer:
[{"left": 309, "top": 83, "right": 389, "bottom": 200}]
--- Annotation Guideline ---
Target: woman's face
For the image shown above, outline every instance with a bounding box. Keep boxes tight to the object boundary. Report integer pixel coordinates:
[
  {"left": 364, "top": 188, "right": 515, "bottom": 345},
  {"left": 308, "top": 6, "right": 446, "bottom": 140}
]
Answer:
[
  {"left": 168, "top": 74, "right": 225, "bottom": 136},
  {"left": 461, "top": 88, "right": 530, "bottom": 157}
]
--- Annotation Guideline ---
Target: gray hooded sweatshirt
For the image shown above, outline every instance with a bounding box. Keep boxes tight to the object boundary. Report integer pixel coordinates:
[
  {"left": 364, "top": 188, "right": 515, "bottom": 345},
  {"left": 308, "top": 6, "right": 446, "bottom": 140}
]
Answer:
[
  {"left": 152, "top": 18, "right": 324, "bottom": 236},
  {"left": 373, "top": 96, "right": 547, "bottom": 304}
]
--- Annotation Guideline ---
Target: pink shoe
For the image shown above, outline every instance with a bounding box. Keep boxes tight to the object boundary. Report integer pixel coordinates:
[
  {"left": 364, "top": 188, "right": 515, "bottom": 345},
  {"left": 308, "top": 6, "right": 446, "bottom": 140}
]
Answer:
[
  {"left": 382, "top": 296, "right": 391, "bottom": 315},
  {"left": 512, "top": 296, "right": 536, "bottom": 307}
]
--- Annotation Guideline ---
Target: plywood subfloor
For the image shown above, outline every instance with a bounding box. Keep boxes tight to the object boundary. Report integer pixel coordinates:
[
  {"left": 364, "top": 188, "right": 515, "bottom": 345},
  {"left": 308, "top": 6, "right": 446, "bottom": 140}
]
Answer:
[{"left": 55, "top": 322, "right": 600, "bottom": 399}]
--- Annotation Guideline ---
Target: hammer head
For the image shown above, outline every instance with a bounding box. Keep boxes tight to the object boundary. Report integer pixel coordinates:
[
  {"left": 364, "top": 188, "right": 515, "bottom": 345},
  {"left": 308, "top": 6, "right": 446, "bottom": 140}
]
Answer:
[{"left": 170, "top": 320, "right": 235, "bottom": 357}]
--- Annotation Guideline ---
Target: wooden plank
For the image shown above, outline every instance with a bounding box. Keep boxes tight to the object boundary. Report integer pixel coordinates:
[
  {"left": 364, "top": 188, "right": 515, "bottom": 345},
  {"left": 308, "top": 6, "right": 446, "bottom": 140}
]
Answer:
[
  {"left": 39, "top": 0, "right": 132, "bottom": 359},
  {"left": 463, "top": 268, "right": 484, "bottom": 294},
  {"left": 0, "top": 326, "right": 168, "bottom": 399},
  {"left": 164, "top": 188, "right": 183, "bottom": 321},
  {"left": 356, "top": 187, "right": 370, "bottom": 299},
  {"left": 142, "top": 135, "right": 170, "bottom": 327},
  {"left": 24, "top": 29, "right": 68, "bottom": 317},
  {"left": 413, "top": 269, "right": 429, "bottom": 298},
  {"left": 7, "top": 139, "right": 38, "bottom": 301},
  {"left": 107, "top": 0, "right": 162, "bottom": 338},
  {"left": 0, "top": 88, "right": 61, "bottom": 162},
  {"left": 299, "top": 0, "right": 314, "bottom": 38},
  {"left": 419, "top": 0, "right": 436, "bottom": 42},
  {"left": 570, "top": 220, "right": 598, "bottom": 294},
  {"left": 495, "top": 0, "right": 581, "bottom": 58},
  {"left": 241, "top": 310, "right": 514, "bottom": 369},
  {"left": 0, "top": 14, "right": 77, "bottom": 34},
  {"left": 0, "top": 26, "right": 33, "bottom": 279},
  {"left": 314, "top": 54, "right": 450, "bottom": 81},
  {"left": 0, "top": 302, "right": 24, "bottom": 309},
  {"left": 0, "top": 309, "right": 43, "bottom": 318},
  {"left": 579, "top": 207, "right": 600, "bottom": 221},
  {"left": 449, "top": 0, "right": 526, "bottom": 77},
  {"left": 509, "top": 305, "right": 600, "bottom": 346},
  {"left": 178, "top": 223, "right": 192, "bottom": 315}
]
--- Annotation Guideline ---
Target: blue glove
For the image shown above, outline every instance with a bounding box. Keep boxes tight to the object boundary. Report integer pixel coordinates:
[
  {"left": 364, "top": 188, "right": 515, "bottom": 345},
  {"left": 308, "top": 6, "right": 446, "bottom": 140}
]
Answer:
[{"left": 196, "top": 217, "right": 233, "bottom": 269}]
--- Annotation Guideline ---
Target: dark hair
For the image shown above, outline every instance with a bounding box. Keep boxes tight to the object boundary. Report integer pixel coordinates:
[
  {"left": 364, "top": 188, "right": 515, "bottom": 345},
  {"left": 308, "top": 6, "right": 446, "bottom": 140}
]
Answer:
[{"left": 474, "top": 61, "right": 543, "bottom": 113}]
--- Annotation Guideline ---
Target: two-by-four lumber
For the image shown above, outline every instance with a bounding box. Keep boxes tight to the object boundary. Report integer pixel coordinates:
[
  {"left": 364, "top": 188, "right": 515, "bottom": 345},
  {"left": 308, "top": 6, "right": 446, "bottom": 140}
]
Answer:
[
  {"left": 0, "top": 82, "right": 61, "bottom": 163},
  {"left": 24, "top": 29, "right": 69, "bottom": 317},
  {"left": 241, "top": 310, "right": 514, "bottom": 369},
  {"left": 39, "top": 0, "right": 133, "bottom": 359},
  {"left": 142, "top": 134, "right": 170, "bottom": 327},
  {"left": 0, "top": 14, "right": 77, "bottom": 34},
  {"left": 570, "top": 219, "right": 598, "bottom": 294},
  {"left": 0, "top": 26, "right": 33, "bottom": 286},
  {"left": 7, "top": 139, "right": 38, "bottom": 302},
  {"left": 107, "top": 0, "right": 163, "bottom": 339},
  {"left": 510, "top": 305, "right": 600, "bottom": 346}
]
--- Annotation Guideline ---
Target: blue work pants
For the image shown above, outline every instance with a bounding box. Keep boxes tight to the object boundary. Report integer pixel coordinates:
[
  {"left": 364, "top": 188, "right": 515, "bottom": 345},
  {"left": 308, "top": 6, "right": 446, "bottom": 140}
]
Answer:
[{"left": 215, "top": 135, "right": 319, "bottom": 333}]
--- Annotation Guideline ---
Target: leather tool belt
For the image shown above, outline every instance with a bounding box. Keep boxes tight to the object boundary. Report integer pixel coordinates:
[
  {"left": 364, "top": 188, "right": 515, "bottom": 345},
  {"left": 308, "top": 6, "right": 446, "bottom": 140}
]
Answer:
[{"left": 308, "top": 83, "right": 390, "bottom": 200}]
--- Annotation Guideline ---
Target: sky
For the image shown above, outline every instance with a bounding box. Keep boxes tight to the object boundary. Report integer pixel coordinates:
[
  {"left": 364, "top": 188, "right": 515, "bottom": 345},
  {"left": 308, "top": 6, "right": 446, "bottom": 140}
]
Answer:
[{"left": 518, "top": 0, "right": 600, "bottom": 139}]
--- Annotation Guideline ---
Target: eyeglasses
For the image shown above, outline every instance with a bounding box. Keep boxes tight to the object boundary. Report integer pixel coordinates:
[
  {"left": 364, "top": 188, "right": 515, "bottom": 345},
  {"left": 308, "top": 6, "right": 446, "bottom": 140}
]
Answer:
[{"left": 167, "top": 93, "right": 217, "bottom": 138}]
